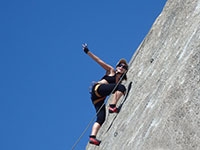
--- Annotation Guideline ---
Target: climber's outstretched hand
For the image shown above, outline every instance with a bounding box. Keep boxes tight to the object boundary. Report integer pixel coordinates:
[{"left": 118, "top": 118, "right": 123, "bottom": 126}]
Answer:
[
  {"left": 82, "top": 43, "right": 89, "bottom": 54},
  {"left": 82, "top": 43, "right": 88, "bottom": 49}
]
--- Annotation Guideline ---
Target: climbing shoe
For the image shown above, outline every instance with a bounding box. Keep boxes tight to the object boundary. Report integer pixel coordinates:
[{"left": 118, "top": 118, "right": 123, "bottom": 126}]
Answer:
[
  {"left": 89, "top": 136, "right": 101, "bottom": 146},
  {"left": 109, "top": 106, "right": 119, "bottom": 113}
]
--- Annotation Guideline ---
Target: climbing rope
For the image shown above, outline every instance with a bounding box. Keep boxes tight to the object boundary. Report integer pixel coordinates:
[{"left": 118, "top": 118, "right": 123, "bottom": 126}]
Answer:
[{"left": 71, "top": 70, "right": 128, "bottom": 150}]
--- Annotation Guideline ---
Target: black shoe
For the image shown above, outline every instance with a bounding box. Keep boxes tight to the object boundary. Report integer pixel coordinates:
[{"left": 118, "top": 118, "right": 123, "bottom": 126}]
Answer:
[
  {"left": 109, "top": 106, "right": 119, "bottom": 113},
  {"left": 89, "top": 137, "right": 101, "bottom": 146}
]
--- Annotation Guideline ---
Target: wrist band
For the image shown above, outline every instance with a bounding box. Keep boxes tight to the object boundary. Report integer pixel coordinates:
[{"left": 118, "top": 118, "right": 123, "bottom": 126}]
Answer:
[{"left": 84, "top": 47, "right": 89, "bottom": 54}]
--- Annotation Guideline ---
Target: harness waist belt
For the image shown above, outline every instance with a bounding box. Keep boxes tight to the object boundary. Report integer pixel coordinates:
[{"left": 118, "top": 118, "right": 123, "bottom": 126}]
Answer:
[
  {"left": 94, "top": 83, "right": 102, "bottom": 97},
  {"left": 93, "top": 96, "right": 106, "bottom": 105}
]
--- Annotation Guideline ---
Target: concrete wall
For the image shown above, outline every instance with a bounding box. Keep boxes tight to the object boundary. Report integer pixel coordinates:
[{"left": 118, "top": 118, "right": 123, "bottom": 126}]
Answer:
[{"left": 86, "top": 0, "right": 200, "bottom": 149}]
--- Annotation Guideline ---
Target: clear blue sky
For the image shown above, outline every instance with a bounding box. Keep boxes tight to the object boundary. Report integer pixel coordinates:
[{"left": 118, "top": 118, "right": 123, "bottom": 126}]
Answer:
[{"left": 0, "top": 0, "right": 167, "bottom": 150}]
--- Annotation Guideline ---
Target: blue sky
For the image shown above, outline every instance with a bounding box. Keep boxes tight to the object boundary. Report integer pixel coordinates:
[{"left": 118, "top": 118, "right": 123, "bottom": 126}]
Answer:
[{"left": 0, "top": 0, "right": 167, "bottom": 150}]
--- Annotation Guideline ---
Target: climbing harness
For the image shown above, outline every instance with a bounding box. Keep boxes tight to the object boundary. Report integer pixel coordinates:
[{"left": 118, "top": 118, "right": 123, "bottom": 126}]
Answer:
[
  {"left": 71, "top": 70, "right": 128, "bottom": 150},
  {"left": 93, "top": 96, "right": 106, "bottom": 105}
]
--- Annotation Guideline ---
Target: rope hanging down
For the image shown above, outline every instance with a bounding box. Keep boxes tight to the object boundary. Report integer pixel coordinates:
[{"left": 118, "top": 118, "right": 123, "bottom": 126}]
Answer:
[{"left": 71, "top": 70, "right": 128, "bottom": 150}]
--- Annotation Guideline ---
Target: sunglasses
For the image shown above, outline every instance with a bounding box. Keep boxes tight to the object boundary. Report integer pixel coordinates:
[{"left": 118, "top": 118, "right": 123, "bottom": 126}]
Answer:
[{"left": 117, "top": 64, "right": 128, "bottom": 70}]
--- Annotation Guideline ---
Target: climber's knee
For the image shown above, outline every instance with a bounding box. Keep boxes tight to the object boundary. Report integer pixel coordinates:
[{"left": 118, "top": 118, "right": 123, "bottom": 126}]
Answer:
[
  {"left": 95, "top": 103, "right": 106, "bottom": 126},
  {"left": 115, "top": 84, "right": 126, "bottom": 94},
  {"left": 96, "top": 112, "right": 105, "bottom": 126}
]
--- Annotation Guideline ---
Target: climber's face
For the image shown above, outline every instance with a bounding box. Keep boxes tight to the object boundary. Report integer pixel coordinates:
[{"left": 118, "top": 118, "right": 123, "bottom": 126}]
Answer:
[{"left": 116, "top": 63, "right": 127, "bottom": 73}]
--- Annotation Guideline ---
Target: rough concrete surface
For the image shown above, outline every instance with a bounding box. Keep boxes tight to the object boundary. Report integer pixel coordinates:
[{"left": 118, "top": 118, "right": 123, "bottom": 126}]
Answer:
[{"left": 86, "top": 0, "right": 200, "bottom": 149}]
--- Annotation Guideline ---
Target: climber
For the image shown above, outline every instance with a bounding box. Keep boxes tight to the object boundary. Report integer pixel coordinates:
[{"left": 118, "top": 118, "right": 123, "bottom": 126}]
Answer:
[{"left": 82, "top": 43, "right": 128, "bottom": 146}]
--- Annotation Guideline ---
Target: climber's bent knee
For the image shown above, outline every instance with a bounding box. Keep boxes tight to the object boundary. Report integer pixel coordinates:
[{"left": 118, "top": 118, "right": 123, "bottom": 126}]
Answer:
[{"left": 115, "top": 84, "right": 126, "bottom": 94}]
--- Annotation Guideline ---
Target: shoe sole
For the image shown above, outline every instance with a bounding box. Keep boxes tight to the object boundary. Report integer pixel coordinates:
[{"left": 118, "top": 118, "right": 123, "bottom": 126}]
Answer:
[
  {"left": 89, "top": 141, "right": 100, "bottom": 146},
  {"left": 109, "top": 109, "right": 119, "bottom": 113}
]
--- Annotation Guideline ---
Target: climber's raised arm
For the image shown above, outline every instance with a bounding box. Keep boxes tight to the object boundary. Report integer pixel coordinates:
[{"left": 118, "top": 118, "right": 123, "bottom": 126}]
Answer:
[{"left": 82, "top": 43, "right": 115, "bottom": 73}]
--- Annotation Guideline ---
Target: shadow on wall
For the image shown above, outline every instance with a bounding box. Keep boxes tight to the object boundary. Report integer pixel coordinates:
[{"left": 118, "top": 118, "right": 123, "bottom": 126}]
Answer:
[{"left": 106, "top": 82, "right": 132, "bottom": 133}]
